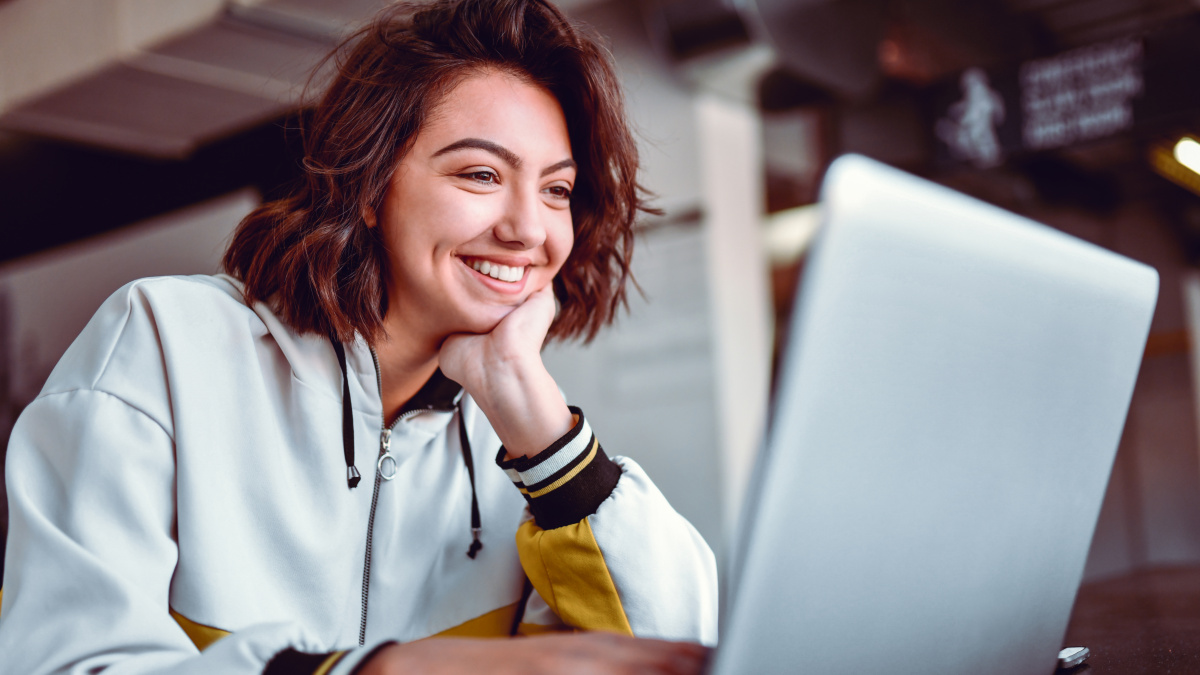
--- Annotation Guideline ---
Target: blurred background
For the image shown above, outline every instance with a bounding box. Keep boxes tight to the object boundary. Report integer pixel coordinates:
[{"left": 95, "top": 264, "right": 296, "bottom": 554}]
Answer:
[{"left": 2, "top": 0, "right": 1200, "bottom": 634}]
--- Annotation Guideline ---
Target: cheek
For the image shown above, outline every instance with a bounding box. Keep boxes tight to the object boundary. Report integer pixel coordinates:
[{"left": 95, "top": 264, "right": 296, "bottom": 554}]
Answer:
[{"left": 547, "top": 216, "right": 575, "bottom": 275}]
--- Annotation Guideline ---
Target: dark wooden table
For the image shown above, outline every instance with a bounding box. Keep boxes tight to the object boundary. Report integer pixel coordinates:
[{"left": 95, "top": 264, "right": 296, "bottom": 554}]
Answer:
[{"left": 1061, "top": 566, "right": 1200, "bottom": 674}]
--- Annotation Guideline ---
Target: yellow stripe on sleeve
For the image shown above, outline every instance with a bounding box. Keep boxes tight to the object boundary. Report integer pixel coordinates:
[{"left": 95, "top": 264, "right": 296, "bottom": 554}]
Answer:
[
  {"left": 430, "top": 601, "right": 521, "bottom": 638},
  {"left": 515, "top": 516, "right": 633, "bottom": 635}
]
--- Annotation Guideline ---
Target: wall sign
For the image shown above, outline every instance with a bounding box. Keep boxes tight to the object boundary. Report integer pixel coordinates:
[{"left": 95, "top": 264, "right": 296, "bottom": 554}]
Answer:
[{"left": 930, "top": 19, "right": 1200, "bottom": 169}]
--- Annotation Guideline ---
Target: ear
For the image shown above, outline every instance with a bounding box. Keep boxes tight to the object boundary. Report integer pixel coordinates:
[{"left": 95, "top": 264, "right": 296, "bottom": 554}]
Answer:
[{"left": 363, "top": 207, "right": 378, "bottom": 228}]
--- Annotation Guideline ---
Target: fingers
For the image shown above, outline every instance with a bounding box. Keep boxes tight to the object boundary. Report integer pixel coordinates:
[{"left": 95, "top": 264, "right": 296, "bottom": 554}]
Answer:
[
  {"left": 501, "top": 283, "right": 557, "bottom": 338},
  {"left": 607, "top": 635, "right": 709, "bottom": 675},
  {"left": 437, "top": 285, "right": 553, "bottom": 381},
  {"left": 644, "top": 639, "right": 710, "bottom": 675},
  {"left": 363, "top": 634, "right": 709, "bottom": 675},
  {"left": 374, "top": 634, "right": 705, "bottom": 672},
  {"left": 522, "top": 632, "right": 711, "bottom": 675}
]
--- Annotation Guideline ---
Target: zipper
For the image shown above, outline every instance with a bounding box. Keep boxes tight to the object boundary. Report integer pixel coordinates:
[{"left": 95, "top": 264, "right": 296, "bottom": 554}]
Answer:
[
  {"left": 357, "top": 348, "right": 445, "bottom": 645},
  {"left": 359, "top": 348, "right": 395, "bottom": 645}
]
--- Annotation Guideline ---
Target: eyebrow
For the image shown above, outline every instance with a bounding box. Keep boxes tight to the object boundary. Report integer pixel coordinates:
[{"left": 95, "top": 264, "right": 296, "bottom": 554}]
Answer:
[
  {"left": 433, "top": 138, "right": 521, "bottom": 168},
  {"left": 541, "top": 158, "right": 577, "bottom": 177},
  {"left": 432, "top": 137, "right": 575, "bottom": 177}
]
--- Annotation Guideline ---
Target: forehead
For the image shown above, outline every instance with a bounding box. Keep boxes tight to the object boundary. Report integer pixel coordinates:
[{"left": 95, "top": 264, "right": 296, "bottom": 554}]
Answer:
[{"left": 413, "top": 71, "right": 573, "bottom": 161}]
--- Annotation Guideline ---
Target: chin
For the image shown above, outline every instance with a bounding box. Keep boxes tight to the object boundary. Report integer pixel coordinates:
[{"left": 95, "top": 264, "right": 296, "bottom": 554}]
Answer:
[{"left": 454, "top": 304, "right": 514, "bottom": 335}]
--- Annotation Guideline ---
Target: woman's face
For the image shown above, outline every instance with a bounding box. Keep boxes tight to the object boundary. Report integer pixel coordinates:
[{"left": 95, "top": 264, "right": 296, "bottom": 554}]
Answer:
[{"left": 376, "top": 70, "right": 576, "bottom": 341}]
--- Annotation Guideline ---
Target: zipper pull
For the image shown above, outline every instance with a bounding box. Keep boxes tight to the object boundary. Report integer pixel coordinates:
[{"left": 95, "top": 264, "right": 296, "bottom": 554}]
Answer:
[{"left": 377, "top": 428, "right": 398, "bottom": 481}]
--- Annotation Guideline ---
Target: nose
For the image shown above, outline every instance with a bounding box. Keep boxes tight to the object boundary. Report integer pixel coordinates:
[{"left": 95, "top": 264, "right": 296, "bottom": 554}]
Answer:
[{"left": 493, "top": 188, "right": 547, "bottom": 250}]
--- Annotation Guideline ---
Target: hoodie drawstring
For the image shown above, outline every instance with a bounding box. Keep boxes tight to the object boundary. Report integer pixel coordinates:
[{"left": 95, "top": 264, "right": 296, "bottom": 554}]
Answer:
[
  {"left": 331, "top": 339, "right": 362, "bottom": 489},
  {"left": 332, "top": 338, "right": 480, "bottom": 558},
  {"left": 458, "top": 407, "right": 484, "bottom": 559}
]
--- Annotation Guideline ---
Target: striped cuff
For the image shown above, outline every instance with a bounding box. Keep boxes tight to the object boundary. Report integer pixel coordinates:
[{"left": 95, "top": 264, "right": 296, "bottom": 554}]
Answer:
[{"left": 495, "top": 406, "right": 622, "bottom": 530}]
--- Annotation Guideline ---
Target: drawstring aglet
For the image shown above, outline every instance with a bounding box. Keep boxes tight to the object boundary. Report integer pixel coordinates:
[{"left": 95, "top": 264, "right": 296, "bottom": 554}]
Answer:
[
  {"left": 467, "top": 527, "right": 483, "bottom": 559},
  {"left": 347, "top": 465, "right": 361, "bottom": 489}
]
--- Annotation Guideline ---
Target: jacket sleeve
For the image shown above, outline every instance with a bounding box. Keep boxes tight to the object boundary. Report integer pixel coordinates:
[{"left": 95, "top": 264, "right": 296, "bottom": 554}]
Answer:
[
  {"left": 495, "top": 407, "right": 719, "bottom": 645},
  {"left": 0, "top": 285, "right": 386, "bottom": 675}
]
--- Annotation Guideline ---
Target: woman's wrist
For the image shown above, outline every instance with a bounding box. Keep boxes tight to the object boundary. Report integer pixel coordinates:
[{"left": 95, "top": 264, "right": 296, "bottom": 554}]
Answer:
[{"left": 465, "top": 351, "right": 573, "bottom": 458}]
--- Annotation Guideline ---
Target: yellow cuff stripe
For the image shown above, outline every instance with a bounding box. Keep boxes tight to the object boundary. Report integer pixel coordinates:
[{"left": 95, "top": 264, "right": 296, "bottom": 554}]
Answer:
[{"left": 521, "top": 437, "right": 598, "bottom": 498}]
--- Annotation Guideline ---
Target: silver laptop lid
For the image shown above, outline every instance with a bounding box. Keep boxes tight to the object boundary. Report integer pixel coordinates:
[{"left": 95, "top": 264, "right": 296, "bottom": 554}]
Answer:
[{"left": 714, "top": 155, "right": 1157, "bottom": 675}]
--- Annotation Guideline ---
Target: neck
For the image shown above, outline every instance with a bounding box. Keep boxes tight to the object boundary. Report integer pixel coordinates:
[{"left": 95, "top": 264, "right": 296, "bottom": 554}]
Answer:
[{"left": 373, "top": 312, "right": 442, "bottom": 425}]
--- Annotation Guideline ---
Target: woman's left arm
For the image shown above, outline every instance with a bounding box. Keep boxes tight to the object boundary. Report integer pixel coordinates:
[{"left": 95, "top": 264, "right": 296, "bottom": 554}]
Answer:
[{"left": 439, "top": 286, "right": 719, "bottom": 645}]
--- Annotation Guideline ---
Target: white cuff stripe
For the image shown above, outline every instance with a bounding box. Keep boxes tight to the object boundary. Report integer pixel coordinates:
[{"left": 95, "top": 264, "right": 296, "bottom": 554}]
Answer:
[{"left": 517, "top": 418, "right": 593, "bottom": 486}]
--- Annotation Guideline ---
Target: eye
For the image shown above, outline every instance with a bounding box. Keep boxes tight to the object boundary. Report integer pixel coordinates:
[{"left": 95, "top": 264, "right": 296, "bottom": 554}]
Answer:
[
  {"left": 544, "top": 185, "right": 572, "bottom": 200},
  {"left": 460, "top": 170, "right": 499, "bottom": 184}
]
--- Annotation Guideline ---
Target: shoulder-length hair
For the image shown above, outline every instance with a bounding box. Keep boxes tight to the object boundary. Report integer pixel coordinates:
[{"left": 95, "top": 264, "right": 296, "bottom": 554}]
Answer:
[{"left": 223, "top": 0, "right": 646, "bottom": 345}]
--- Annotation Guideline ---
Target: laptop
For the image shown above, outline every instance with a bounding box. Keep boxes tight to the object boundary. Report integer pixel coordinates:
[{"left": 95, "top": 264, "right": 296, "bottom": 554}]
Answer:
[{"left": 712, "top": 155, "right": 1158, "bottom": 675}]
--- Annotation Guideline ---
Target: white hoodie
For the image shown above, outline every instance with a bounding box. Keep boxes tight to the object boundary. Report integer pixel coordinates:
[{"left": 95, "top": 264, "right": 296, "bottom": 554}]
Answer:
[{"left": 0, "top": 274, "right": 717, "bottom": 675}]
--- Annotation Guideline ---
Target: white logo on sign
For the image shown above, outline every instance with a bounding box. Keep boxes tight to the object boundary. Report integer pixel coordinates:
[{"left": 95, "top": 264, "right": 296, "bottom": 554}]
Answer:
[{"left": 937, "top": 68, "right": 1006, "bottom": 169}]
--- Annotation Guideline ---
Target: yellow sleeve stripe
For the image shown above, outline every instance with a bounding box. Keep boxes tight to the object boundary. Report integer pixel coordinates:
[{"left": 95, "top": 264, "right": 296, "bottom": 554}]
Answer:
[
  {"left": 521, "top": 437, "right": 598, "bottom": 498},
  {"left": 429, "top": 600, "right": 522, "bottom": 638},
  {"left": 515, "top": 516, "right": 633, "bottom": 635},
  {"left": 170, "top": 608, "right": 231, "bottom": 651}
]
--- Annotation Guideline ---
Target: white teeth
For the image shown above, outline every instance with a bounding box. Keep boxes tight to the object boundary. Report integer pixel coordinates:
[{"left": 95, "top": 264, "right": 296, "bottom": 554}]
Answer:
[{"left": 469, "top": 259, "right": 524, "bottom": 283}]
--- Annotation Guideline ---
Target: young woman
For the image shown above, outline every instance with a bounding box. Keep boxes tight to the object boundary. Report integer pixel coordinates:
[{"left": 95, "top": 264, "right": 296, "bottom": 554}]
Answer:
[{"left": 0, "top": 1, "right": 717, "bottom": 674}]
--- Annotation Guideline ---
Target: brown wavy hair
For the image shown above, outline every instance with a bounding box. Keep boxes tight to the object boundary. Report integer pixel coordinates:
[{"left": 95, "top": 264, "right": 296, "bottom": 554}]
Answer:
[{"left": 223, "top": 0, "right": 647, "bottom": 345}]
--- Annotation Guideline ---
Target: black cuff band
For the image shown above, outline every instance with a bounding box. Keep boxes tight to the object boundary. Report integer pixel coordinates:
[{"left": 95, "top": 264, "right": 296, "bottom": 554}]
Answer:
[{"left": 526, "top": 443, "right": 622, "bottom": 529}]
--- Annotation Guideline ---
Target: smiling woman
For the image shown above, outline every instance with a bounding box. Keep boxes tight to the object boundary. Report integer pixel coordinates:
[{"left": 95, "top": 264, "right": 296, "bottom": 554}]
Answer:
[{"left": 0, "top": 1, "right": 717, "bottom": 675}]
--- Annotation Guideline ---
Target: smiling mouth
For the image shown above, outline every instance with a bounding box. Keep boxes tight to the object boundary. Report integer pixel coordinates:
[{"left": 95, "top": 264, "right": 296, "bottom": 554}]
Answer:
[{"left": 463, "top": 257, "right": 527, "bottom": 283}]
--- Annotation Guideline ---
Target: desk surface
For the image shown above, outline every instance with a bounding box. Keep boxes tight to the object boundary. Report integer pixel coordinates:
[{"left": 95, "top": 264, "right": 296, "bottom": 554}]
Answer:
[{"left": 1063, "top": 566, "right": 1200, "bottom": 674}]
